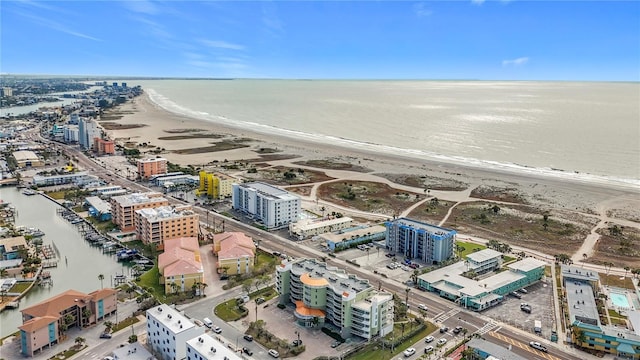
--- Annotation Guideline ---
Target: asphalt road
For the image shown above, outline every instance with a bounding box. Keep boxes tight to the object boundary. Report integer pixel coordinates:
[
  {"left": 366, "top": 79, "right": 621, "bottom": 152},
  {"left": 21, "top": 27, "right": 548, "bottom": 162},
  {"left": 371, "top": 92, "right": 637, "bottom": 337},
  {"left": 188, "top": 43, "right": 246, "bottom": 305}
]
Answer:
[{"left": 41, "top": 135, "right": 584, "bottom": 360}]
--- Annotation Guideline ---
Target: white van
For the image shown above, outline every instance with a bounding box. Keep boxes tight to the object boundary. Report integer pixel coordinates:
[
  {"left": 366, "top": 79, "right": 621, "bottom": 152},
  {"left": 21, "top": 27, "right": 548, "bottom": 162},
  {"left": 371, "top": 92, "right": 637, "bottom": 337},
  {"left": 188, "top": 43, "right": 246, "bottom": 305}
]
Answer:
[
  {"left": 268, "top": 349, "right": 280, "bottom": 358},
  {"left": 203, "top": 318, "right": 213, "bottom": 328}
]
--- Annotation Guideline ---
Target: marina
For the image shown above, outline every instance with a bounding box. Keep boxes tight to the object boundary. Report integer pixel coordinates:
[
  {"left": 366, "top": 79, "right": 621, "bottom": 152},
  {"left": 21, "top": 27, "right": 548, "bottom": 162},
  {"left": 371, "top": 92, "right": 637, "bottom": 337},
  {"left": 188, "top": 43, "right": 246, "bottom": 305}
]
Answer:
[{"left": 0, "top": 187, "right": 129, "bottom": 337}]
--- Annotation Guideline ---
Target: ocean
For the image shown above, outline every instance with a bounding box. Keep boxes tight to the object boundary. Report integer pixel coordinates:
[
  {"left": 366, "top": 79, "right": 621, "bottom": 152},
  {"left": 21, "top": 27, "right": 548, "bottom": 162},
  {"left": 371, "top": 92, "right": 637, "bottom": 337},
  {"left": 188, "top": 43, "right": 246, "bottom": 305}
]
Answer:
[{"left": 130, "top": 80, "right": 639, "bottom": 188}]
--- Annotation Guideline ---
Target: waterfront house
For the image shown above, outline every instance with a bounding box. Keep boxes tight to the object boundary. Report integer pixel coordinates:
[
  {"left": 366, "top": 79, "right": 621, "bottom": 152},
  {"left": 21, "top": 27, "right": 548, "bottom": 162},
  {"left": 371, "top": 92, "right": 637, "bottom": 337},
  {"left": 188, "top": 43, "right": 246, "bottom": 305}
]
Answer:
[
  {"left": 385, "top": 218, "right": 456, "bottom": 264},
  {"left": 0, "top": 236, "right": 27, "bottom": 260}
]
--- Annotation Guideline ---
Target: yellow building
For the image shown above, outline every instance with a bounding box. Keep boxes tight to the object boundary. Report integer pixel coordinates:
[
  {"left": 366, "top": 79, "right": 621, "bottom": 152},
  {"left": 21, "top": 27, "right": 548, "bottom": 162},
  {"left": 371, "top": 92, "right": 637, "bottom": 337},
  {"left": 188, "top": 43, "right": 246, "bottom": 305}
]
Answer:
[
  {"left": 198, "top": 171, "right": 234, "bottom": 199},
  {"left": 158, "top": 237, "right": 204, "bottom": 294},
  {"left": 212, "top": 232, "right": 256, "bottom": 275}
]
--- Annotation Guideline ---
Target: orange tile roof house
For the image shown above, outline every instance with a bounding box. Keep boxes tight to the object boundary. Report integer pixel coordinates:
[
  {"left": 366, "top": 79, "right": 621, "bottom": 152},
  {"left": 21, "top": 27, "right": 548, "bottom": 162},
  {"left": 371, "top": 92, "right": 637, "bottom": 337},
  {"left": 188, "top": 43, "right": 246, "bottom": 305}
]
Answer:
[
  {"left": 212, "top": 232, "right": 256, "bottom": 275},
  {"left": 158, "top": 237, "right": 204, "bottom": 294},
  {"left": 19, "top": 288, "right": 117, "bottom": 357}
]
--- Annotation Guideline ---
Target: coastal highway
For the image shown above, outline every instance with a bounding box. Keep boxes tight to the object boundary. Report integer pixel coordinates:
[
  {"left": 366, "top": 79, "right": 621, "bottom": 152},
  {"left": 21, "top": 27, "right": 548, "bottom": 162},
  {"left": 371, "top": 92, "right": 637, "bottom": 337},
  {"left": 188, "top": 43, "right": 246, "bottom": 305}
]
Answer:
[{"left": 42, "top": 137, "right": 582, "bottom": 360}]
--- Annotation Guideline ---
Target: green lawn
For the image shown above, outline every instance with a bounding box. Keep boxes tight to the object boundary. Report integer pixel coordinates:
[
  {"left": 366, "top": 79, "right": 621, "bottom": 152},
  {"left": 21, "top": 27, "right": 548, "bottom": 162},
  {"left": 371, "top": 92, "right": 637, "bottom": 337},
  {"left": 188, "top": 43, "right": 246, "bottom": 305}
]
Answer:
[
  {"left": 348, "top": 322, "right": 437, "bottom": 360},
  {"left": 112, "top": 316, "right": 140, "bottom": 332},
  {"left": 86, "top": 217, "right": 118, "bottom": 233},
  {"left": 249, "top": 286, "right": 277, "bottom": 301},
  {"left": 214, "top": 299, "right": 248, "bottom": 321},
  {"left": 48, "top": 345, "right": 87, "bottom": 360},
  {"left": 9, "top": 282, "right": 33, "bottom": 293},
  {"left": 455, "top": 241, "right": 486, "bottom": 259},
  {"left": 136, "top": 264, "right": 166, "bottom": 302},
  {"left": 608, "top": 309, "right": 628, "bottom": 319},
  {"left": 44, "top": 191, "right": 67, "bottom": 200}
]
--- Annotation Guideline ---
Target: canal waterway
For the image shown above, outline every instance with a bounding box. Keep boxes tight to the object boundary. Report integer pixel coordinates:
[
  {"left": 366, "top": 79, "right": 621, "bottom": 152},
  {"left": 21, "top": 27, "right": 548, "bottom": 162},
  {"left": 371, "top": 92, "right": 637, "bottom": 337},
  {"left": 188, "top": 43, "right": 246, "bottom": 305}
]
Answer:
[{"left": 0, "top": 187, "right": 128, "bottom": 337}]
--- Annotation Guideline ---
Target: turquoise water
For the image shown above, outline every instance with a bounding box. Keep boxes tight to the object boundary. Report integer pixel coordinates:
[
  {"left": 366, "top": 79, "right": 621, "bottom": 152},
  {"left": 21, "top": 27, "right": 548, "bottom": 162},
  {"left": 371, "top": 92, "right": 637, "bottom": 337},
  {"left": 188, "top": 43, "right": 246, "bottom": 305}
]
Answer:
[{"left": 610, "top": 292, "right": 630, "bottom": 308}]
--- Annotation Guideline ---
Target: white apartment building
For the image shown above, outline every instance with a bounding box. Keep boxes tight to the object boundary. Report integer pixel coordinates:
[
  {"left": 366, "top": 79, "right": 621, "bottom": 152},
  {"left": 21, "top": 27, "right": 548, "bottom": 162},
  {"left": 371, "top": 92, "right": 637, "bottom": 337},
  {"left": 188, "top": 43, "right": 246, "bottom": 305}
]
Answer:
[
  {"left": 63, "top": 125, "right": 79, "bottom": 143},
  {"left": 146, "top": 304, "right": 204, "bottom": 360},
  {"left": 465, "top": 249, "right": 503, "bottom": 275},
  {"left": 232, "top": 182, "right": 301, "bottom": 230},
  {"left": 289, "top": 217, "right": 354, "bottom": 240},
  {"left": 276, "top": 258, "right": 394, "bottom": 340},
  {"left": 186, "top": 334, "right": 243, "bottom": 360}
]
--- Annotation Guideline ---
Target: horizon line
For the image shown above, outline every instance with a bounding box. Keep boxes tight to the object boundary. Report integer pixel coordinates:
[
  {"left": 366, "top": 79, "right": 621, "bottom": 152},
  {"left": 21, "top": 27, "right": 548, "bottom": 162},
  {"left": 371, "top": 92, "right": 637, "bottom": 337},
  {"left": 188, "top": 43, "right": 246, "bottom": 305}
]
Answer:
[{"left": 1, "top": 73, "right": 638, "bottom": 83}]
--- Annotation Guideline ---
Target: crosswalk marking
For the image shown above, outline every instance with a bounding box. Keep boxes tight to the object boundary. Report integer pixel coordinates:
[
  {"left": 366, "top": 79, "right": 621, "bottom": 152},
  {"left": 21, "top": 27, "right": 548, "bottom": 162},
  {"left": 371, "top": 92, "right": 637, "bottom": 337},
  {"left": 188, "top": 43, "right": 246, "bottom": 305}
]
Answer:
[{"left": 434, "top": 308, "right": 459, "bottom": 323}]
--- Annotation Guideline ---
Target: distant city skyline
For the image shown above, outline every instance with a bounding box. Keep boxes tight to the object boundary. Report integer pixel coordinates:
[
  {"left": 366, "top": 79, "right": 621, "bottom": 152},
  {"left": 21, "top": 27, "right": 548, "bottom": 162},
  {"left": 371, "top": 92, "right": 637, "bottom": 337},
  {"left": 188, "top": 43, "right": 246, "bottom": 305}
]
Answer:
[{"left": 2, "top": 1, "right": 639, "bottom": 81}]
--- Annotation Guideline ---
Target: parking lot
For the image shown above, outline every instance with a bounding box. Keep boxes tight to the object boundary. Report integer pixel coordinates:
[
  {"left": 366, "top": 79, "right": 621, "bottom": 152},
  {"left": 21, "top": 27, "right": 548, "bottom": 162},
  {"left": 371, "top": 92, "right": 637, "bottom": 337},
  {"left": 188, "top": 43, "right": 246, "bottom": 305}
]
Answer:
[
  {"left": 483, "top": 280, "right": 556, "bottom": 339},
  {"left": 330, "top": 245, "right": 417, "bottom": 284},
  {"left": 239, "top": 298, "right": 352, "bottom": 359}
]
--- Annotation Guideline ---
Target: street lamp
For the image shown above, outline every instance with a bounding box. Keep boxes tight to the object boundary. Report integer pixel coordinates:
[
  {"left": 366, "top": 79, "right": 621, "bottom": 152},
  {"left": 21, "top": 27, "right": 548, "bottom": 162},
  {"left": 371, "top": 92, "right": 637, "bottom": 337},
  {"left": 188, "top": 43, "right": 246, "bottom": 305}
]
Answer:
[{"left": 294, "top": 331, "right": 300, "bottom": 346}]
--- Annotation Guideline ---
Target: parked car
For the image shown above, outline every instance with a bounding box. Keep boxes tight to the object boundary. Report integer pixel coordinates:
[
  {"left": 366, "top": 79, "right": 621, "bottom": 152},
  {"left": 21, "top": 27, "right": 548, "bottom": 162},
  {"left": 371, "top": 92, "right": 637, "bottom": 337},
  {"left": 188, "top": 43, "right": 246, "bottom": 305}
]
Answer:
[
  {"left": 292, "top": 339, "right": 303, "bottom": 346},
  {"left": 99, "top": 333, "right": 112, "bottom": 339},
  {"left": 268, "top": 349, "right": 280, "bottom": 358},
  {"left": 529, "top": 341, "right": 547, "bottom": 352},
  {"left": 437, "top": 338, "right": 448, "bottom": 346},
  {"left": 453, "top": 326, "right": 464, "bottom": 334},
  {"left": 243, "top": 347, "right": 253, "bottom": 356},
  {"left": 510, "top": 292, "right": 522, "bottom": 299},
  {"left": 520, "top": 303, "right": 532, "bottom": 313},
  {"left": 385, "top": 253, "right": 394, "bottom": 258},
  {"left": 243, "top": 334, "right": 254, "bottom": 342},
  {"left": 439, "top": 326, "right": 449, "bottom": 333},
  {"left": 424, "top": 346, "right": 434, "bottom": 353},
  {"left": 424, "top": 336, "right": 435, "bottom": 343},
  {"left": 519, "top": 288, "right": 528, "bottom": 294},
  {"left": 256, "top": 297, "right": 265, "bottom": 304},
  {"left": 213, "top": 326, "right": 222, "bottom": 334},
  {"left": 331, "top": 340, "right": 344, "bottom": 348},
  {"left": 409, "top": 263, "right": 420, "bottom": 269},
  {"left": 403, "top": 348, "right": 416, "bottom": 357},
  {"left": 418, "top": 304, "right": 428, "bottom": 311}
]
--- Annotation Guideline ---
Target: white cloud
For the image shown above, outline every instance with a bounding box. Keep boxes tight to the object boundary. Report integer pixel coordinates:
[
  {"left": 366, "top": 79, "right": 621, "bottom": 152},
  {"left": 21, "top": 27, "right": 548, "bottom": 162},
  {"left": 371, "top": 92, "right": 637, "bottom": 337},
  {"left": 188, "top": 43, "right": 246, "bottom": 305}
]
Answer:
[
  {"left": 413, "top": 3, "right": 433, "bottom": 17},
  {"left": 502, "top": 57, "right": 529, "bottom": 67},
  {"left": 14, "top": 10, "right": 100, "bottom": 41},
  {"left": 199, "top": 39, "right": 245, "bottom": 51},
  {"left": 122, "top": 0, "right": 159, "bottom": 15}
]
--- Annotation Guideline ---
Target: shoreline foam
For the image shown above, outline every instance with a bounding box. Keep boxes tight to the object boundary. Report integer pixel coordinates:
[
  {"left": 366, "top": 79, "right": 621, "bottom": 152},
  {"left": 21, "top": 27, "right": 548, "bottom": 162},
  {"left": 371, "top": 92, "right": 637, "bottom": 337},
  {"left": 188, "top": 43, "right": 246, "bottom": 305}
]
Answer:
[{"left": 145, "top": 88, "right": 640, "bottom": 191}]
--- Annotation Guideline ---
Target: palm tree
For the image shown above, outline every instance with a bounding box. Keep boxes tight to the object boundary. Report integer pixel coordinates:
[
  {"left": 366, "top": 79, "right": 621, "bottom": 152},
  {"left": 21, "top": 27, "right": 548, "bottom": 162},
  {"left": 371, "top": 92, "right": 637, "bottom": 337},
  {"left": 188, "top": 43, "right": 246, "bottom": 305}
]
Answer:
[
  {"left": 82, "top": 308, "right": 92, "bottom": 326},
  {"left": 74, "top": 337, "right": 85, "bottom": 347},
  {"left": 98, "top": 274, "right": 105, "bottom": 289},
  {"left": 104, "top": 321, "right": 113, "bottom": 333},
  {"left": 405, "top": 287, "right": 411, "bottom": 311},
  {"left": 0, "top": 268, "right": 8, "bottom": 279}
]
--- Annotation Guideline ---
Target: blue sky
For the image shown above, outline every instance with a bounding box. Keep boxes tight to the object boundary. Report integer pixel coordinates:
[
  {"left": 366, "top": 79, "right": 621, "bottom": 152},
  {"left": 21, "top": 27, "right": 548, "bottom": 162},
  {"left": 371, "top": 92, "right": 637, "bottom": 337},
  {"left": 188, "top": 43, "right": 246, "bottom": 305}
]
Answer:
[{"left": 2, "top": 1, "right": 638, "bottom": 80}]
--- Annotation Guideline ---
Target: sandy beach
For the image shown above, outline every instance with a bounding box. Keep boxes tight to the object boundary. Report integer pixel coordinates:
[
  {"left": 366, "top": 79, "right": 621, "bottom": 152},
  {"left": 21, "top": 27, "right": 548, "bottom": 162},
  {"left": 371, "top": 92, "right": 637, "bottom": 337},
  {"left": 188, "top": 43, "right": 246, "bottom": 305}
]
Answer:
[{"left": 102, "top": 93, "right": 640, "bottom": 266}]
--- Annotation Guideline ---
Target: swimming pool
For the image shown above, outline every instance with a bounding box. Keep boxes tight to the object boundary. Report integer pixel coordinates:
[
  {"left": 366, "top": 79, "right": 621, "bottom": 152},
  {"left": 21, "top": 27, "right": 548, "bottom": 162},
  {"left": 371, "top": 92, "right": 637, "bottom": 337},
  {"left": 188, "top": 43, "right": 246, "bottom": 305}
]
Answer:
[{"left": 610, "top": 292, "right": 630, "bottom": 308}]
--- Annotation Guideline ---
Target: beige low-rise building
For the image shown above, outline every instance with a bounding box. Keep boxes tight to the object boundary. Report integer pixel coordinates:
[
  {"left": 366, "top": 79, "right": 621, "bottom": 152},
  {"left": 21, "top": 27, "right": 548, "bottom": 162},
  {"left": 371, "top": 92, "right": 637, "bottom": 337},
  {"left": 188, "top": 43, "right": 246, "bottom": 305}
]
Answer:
[
  {"left": 213, "top": 232, "right": 256, "bottom": 275},
  {"left": 289, "top": 216, "right": 354, "bottom": 240},
  {"left": 136, "top": 205, "right": 199, "bottom": 244},
  {"left": 12, "top": 150, "right": 43, "bottom": 168},
  {"left": 158, "top": 237, "right": 203, "bottom": 294}
]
